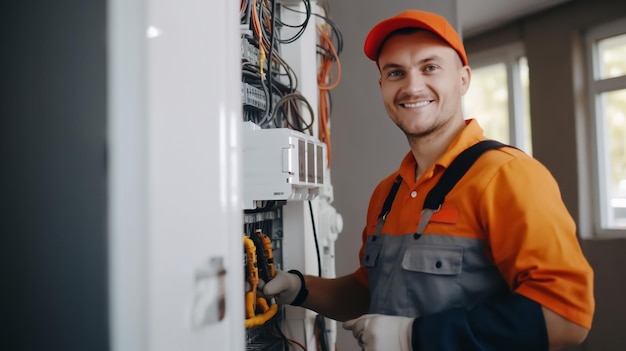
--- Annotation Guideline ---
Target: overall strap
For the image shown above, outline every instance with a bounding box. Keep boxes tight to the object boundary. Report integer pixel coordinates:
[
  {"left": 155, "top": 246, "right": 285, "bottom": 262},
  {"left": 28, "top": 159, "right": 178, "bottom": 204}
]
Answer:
[
  {"left": 375, "top": 174, "right": 403, "bottom": 235},
  {"left": 416, "top": 140, "right": 507, "bottom": 236},
  {"left": 378, "top": 174, "right": 403, "bottom": 221}
]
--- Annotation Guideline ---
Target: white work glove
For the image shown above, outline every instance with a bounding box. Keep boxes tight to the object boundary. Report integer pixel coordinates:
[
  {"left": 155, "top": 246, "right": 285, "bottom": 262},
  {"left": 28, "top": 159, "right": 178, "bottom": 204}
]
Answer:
[
  {"left": 343, "top": 314, "right": 414, "bottom": 351},
  {"left": 260, "top": 269, "right": 308, "bottom": 305}
]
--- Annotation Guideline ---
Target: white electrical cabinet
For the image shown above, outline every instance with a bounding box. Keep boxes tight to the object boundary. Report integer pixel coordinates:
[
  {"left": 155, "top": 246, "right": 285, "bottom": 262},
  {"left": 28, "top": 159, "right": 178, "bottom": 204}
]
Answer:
[
  {"left": 108, "top": 0, "right": 244, "bottom": 350},
  {"left": 109, "top": 0, "right": 341, "bottom": 350}
]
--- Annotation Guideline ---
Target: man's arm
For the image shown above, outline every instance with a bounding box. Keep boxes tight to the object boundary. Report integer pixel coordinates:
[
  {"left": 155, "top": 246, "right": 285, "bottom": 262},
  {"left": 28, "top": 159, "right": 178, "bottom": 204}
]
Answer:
[
  {"left": 544, "top": 307, "right": 589, "bottom": 350},
  {"left": 302, "top": 273, "right": 370, "bottom": 322},
  {"left": 344, "top": 293, "right": 590, "bottom": 351},
  {"left": 262, "top": 270, "right": 370, "bottom": 322},
  {"left": 409, "top": 292, "right": 586, "bottom": 351}
]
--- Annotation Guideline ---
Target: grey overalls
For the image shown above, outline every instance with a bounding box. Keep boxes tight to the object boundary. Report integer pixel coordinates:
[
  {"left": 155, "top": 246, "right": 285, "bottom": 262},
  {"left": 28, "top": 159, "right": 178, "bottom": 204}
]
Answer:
[{"left": 362, "top": 141, "right": 510, "bottom": 318}]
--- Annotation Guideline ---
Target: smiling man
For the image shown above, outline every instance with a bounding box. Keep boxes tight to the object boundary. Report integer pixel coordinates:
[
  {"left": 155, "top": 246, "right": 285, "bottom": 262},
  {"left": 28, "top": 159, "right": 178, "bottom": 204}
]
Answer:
[{"left": 263, "top": 10, "right": 595, "bottom": 351}]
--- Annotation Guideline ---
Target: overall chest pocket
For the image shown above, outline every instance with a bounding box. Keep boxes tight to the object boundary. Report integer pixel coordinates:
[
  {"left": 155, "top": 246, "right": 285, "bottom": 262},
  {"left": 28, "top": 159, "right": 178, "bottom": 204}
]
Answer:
[
  {"left": 362, "top": 242, "right": 384, "bottom": 291},
  {"left": 362, "top": 243, "right": 382, "bottom": 268},
  {"left": 402, "top": 245, "right": 463, "bottom": 275},
  {"left": 401, "top": 245, "right": 464, "bottom": 316}
]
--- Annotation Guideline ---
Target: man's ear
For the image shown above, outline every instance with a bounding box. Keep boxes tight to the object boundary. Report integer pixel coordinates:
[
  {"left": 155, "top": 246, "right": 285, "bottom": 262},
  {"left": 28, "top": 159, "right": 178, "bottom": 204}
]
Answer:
[
  {"left": 378, "top": 78, "right": 382, "bottom": 87},
  {"left": 460, "top": 65, "right": 471, "bottom": 95}
]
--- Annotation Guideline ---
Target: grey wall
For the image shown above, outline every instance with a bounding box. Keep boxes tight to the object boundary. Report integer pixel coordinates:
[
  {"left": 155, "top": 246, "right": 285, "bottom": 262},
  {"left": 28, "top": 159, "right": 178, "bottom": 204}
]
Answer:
[
  {"left": 327, "top": 1, "right": 458, "bottom": 350},
  {"left": 1, "top": 1, "right": 109, "bottom": 350},
  {"left": 329, "top": 0, "right": 626, "bottom": 350}
]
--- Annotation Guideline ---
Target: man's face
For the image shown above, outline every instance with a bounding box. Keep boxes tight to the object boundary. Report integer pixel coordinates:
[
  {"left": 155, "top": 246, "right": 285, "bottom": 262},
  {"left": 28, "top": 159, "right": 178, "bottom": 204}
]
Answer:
[{"left": 377, "top": 30, "right": 470, "bottom": 139}]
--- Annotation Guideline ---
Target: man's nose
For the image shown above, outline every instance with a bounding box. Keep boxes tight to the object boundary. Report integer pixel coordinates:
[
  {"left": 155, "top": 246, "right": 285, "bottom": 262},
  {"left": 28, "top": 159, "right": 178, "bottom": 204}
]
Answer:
[{"left": 402, "top": 71, "right": 425, "bottom": 94}]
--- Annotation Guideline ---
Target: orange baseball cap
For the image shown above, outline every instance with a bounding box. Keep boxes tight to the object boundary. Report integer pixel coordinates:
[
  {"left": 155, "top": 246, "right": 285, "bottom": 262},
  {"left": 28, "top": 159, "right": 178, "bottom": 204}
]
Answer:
[{"left": 364, "top": 10, "right": 468, "bottom": 66}]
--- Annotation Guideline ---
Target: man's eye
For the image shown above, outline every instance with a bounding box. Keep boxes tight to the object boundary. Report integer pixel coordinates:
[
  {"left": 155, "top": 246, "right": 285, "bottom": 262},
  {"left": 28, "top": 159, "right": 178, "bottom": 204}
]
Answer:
[
  {"left": 424, "top": 65, "right": 438, "bottom": 72},
  {"left": 387, "top": 70, "right": 402, "bottom": 77}
]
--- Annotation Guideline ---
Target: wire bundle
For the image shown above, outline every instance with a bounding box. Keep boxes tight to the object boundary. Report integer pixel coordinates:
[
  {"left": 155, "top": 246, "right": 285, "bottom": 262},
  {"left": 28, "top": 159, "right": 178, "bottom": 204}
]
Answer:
[
  {"left": 240, "top": 0, "right": 316, "bottom": 133},
  {"left": 315, "top": 3, "right": 343, "bottom": 166}
]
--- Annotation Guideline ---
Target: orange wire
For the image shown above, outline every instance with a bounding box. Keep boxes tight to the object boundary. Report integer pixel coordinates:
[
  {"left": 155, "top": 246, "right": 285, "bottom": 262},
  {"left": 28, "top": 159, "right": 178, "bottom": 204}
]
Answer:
[
  {"left": 251, "top": 0, "right": 271, "bottom": 51},
  {"left": 316, "top": 24, "right": 341, "bottom": 167},
  {"left": 317, "top": 28, "right": 342, "bottom": 90},
  {"left": 250, "top": 0, "right": 269, "bottom": 78},
  {"left": 287, "top": 337, "right": 308, "bottom": 351}
]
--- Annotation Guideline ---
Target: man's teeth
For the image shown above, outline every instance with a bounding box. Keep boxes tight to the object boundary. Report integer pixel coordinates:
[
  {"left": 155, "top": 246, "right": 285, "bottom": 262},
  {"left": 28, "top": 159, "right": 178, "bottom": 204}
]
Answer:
[{"left": 403, "top": 101, "right": 430, "bottom": 108}]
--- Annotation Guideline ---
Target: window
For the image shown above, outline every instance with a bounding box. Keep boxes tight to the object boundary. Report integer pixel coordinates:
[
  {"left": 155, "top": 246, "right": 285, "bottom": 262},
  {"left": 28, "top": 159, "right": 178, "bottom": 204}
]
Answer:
[
  {"left": 586, "top": 18, "right": 626, "bottom": 233},
  {"left": 464, "top": 43, "right": 532, "bottom": 154}
]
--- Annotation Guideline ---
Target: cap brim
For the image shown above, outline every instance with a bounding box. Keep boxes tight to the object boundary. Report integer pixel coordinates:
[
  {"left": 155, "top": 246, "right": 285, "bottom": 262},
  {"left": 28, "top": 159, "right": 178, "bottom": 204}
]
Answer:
[{"left": 364, "top": 17, "right": 439, "bottom": 61}]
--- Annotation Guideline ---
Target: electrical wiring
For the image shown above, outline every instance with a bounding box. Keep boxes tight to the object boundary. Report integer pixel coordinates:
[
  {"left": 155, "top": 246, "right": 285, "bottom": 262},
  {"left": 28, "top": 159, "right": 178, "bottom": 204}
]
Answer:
[
  {"left": 268, "top": 322, "right": 291, "bottom": 351},
  {"left": 314, "top": 314, "right": 330, "bottom": 351},
  {"left": 244, "top": 297, "right": 279, "bottom": 328},
  {"left": 316, "top": 6, "right": 343, "bottom": 168},
  {"left": 281, "top": 3, "right": 343, "bottom": 163},
  {"left": 305, "top": 13, "right": 343, "bottom": 331},
  {"left": 287, "top": 337, "right": 308, "bottom": 351},
  {"left": 272, "top": 50, "right": 298, "bottom": 93},
  {"left": 307, "top": 201, "right": 331, "bottom": 351},
  {"left": 283, "top": 5, "right": 343, "bottom": 56},
  {"left": 266, "top": 0, "right": 277, "bottom": 120},
  {"left": 317, "top": 27, "right": 341, "bottom": 91},
  {"left": 241, "top": 0, "right": 252, "bottom": 24},
  {"left": 317, "top": 26, "right": 341, "bottom": 165},
  {"left": 243, "top": 0, "right": 321, "bottom": 132},
  {"left": 244, "top": 232, "right": 281, "bottom": 329},
  {"left": 256, "top": 229, "right": 276, "bottom": 279},
  {"left": 243, "top": 45, "right": 310, "bottom": 130},
  {"left": 307, "top": 201, "right": 323, "bottom": 278},
  {"left": 243, "top": 210, "right": 283, "bottom": 331},
  {"left": 274, "top": 92, "right": 315, "bottom": 133},
  {"left": 275, "top": 0, "right": 311, "bottom": 44},
  {"left": 244, "top": 236, "right": 259, "bottom": 320}
]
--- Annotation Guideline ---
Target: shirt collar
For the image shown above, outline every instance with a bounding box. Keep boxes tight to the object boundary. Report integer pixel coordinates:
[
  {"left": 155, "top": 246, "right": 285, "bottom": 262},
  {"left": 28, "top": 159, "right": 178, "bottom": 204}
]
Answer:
[{"left": 397, "top": 119, "right": 487, "bottom": 182}]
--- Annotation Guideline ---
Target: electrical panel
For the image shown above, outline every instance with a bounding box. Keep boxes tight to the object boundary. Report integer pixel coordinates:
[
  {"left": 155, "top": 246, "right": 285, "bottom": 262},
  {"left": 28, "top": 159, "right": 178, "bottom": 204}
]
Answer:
[
  {"left": 243, "top": 205, "right": 286, "bottom": 350},
  {"left": 239, "top": 0, "right": 343, "bottom": 350}
]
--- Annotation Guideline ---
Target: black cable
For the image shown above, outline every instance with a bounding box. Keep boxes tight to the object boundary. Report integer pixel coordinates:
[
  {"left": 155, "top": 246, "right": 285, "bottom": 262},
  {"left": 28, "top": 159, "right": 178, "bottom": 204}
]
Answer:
[
  {"left": 314, "top": 314, "right": 330, "bottom": 351},
  {"left": 270, "top": 314, "right": 290, "bottom": 351},
  {"left": 282, "top": 4, "right": 343, "bottom": 56},
  {"left": 275, "top": 93, "right": 315, "bottom": 133},
  {"left": 307, "top": 199, "right": 332, "bottom": 351},
  {"left": 307, "top": 201, "right": 322, "bottom": 278},
  {"left": 275, "top": 0, "right": 311, "bottom": 44}
]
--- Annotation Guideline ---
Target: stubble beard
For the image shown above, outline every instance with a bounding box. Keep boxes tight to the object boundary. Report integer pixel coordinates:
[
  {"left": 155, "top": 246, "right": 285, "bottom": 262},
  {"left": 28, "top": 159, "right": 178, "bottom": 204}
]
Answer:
[{"left": 396, "top": 118, "right": 444, "bottom": 140}]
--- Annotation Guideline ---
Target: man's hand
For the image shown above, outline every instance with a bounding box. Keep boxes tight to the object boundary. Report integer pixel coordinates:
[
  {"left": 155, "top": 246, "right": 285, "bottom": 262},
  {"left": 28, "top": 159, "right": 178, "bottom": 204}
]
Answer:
[
  {"left": 260, "top": 269, "right": 306, "bottom": 305},
  {"left": 343, "top": 314, "right": 414, "bottom": 351}
]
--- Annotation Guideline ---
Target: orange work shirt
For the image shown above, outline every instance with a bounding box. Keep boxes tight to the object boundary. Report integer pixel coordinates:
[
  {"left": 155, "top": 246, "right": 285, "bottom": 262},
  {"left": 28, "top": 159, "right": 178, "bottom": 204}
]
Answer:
[{"left": 353, "top": 119, "right": 594, "bottom": 329}]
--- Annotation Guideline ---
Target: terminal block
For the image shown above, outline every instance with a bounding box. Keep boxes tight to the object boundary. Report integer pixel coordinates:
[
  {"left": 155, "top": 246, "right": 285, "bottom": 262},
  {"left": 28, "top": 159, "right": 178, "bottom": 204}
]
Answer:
[{"left": 241, "top": 83, "right": 266, "bottom": 111}]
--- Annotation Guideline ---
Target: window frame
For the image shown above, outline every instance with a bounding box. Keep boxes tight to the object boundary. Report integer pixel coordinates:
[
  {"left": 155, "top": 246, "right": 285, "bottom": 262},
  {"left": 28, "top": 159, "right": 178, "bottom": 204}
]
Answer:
[
  {"left": 465, "top": 42, "right": 531, "bottom": 153},
  {"left": 584, "top": 17, "right": 626, "bottom": 238}
]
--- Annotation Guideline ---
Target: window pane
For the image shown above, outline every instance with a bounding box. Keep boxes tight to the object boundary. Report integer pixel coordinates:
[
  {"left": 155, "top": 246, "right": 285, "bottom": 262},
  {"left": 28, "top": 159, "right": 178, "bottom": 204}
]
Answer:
[
  {"left": 598, "top": 33, "right": 626, "bottom": 79},
  {"left": 600, "top": 89, "right": 626, "bottom": 229},
  {"left": 464, "top": 63, "right": 509, "bottom": 143},
  {"left": 519, "top": 57, "right": 533, "bottom": 155}
]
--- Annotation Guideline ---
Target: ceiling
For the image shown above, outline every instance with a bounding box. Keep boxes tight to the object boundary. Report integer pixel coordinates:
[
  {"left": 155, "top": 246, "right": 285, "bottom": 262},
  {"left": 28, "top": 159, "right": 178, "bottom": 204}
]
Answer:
[{"left": 458, "top": 0, "right": 571, "bottom": 37}]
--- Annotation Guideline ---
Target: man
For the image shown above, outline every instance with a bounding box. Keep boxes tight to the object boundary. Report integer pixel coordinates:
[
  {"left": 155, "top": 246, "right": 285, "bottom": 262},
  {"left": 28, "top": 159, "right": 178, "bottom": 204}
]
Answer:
[{"left": 263, "top": 10, "right": 594, "bottom": 350}]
